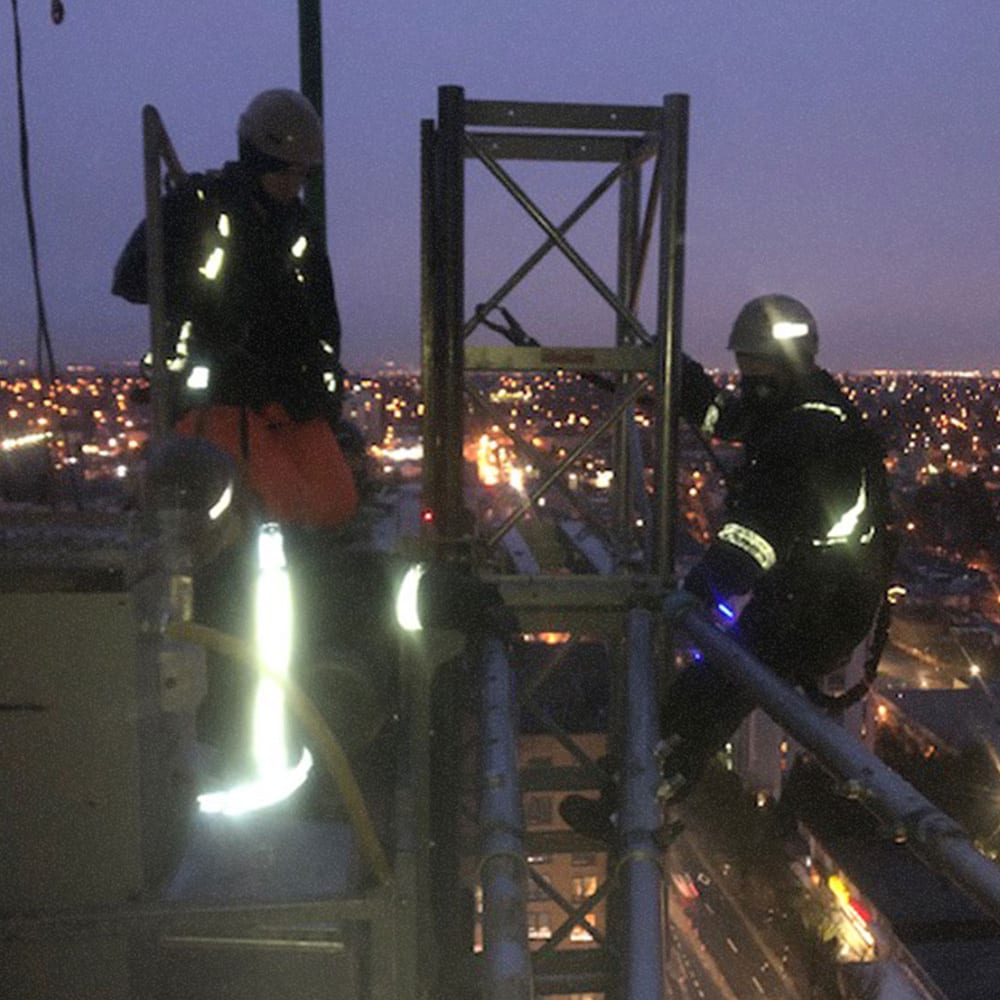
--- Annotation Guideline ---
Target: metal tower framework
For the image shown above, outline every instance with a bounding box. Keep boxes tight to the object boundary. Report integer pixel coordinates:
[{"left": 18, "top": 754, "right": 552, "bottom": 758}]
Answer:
[
  {"left": 421, "top": 86, "right": 691, "bottom": 1000},
  {"left": 419, "top": 86, "right": 1000, "bottom": 1000},
  {"left": 422, "top": 86, "right": 689, "bottom": 576}
]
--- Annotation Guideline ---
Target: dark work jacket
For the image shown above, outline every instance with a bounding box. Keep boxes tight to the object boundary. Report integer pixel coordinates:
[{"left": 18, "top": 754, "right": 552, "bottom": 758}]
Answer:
[
  {"left": 679, "top": 357, "right": 893, "bottom": 681},
  {"left": 113, "top": 161, "right": 342, "bottom": 422}
]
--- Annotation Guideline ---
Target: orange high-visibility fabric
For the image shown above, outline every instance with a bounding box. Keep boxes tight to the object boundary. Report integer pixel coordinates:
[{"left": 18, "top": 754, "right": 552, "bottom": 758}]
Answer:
[{"left": 175, "top": 403, "right": 359, "bottom": 528}]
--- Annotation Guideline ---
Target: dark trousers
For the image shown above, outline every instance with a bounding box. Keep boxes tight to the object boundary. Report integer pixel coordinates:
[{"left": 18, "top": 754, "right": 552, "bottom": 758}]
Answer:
[{"left": 659, "top": 588, "right": 879, "bottom": 791}]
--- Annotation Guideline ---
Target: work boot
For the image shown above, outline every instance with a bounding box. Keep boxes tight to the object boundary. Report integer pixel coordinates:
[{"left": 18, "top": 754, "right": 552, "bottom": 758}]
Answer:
[
  {"left": 560, "top": 791, "right": 686, "bottom": 850},
  {"left": 559, "top": 754, "right": 619, "bottom": 845},
  {"left": 655, "top": 817, "right": 685, "bottom": 850},
  {"left": 559, "top": 792, "right": 617, "bottom": 845},
  {"left": 654, "top": 735, "right": 693, "bottom": 805}
]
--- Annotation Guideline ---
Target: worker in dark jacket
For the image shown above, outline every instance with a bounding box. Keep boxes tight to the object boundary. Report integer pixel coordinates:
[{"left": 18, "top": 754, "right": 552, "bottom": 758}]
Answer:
[
  {"left": 561, "top": 294, "right": 894, "bottom": 840},
  {"left": 113, "top": 88, "right": 357, "bottom": 528}
]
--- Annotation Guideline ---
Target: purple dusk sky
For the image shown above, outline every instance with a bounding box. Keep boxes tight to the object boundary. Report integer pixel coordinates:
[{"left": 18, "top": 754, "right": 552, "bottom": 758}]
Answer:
[{"left": 2, "top": 3, "right": 999, "bottom": 374}]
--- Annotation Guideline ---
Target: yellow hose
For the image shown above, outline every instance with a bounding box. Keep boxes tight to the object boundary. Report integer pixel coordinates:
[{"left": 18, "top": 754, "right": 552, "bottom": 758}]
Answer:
[{"left": 166, "top": 620, "right": 392, "bottom": 886}]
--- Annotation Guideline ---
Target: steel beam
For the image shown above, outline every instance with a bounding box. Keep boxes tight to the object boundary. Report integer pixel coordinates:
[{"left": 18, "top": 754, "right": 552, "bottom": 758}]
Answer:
[
  {"left": 668, "top": 594, "right": 1000, "bottom": 926},
  {"left": 652, "top": 95, "right": 689, "bottom": 583}
]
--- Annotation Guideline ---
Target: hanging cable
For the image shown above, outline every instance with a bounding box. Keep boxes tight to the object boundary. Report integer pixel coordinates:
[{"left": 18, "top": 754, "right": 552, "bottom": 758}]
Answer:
[{"left": 11, "top": 0, "right": 58, "bottom": 382}]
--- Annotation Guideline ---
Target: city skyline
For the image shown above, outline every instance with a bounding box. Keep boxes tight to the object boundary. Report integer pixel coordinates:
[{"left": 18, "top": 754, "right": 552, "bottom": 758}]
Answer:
[
  {"left": 4, "top": 363, "right": 1000, "bottom": 997},
  {"left": 2, "top": 5, "right": 1000, "bottom": 375}
]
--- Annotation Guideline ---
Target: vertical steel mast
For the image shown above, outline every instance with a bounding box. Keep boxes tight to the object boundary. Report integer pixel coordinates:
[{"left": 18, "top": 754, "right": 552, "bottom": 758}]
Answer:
[{"left": 298, "top": 0, "right": 326, "bottom": 248}]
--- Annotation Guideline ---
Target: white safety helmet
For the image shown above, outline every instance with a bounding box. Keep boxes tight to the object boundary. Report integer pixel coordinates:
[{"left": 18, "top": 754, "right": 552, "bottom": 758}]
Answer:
[
  {"left": 237, "top": 89, "right": 324, "bottom": 168},
  {"left": 727, "top": 294, "right": 818, "bottom": 367}
]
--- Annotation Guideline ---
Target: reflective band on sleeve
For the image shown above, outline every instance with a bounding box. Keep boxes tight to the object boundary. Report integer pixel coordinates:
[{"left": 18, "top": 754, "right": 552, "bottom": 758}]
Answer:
[
  {"left": 718, "top": 522, "right": 777, "bottom": 570},
  {"left": 796, "top": 401, "right": 847, "bottom": 422}
]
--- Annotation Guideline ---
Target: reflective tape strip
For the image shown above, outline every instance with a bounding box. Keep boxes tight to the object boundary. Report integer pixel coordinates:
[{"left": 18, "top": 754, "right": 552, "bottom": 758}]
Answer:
[
  {"left": 814, "top": 472, "right": 868, "bottom": 546},
  {"left": 186, "top": 365, "right": 211, "bottom": 391},
  {"left": 718, "top": 522, "right": 777, "bottom": 570},
  {"left": 198, "top": 246, "right": 225, "bottom": 281},
  {"left": 772, "top": 321, "right": 810, "bottom": 340},
  {"left": 796, "top": 401, "right": 847, "bottom": 422},
  {"left": 396, "top": 564, "right": 426, "bottom": 632},
  {"left": 701, "top": 401, "right": 721, "bottom": 437},
  {"left": 827, "top": 471, "right": 867, "bottom": 540},
  {"left": 1, "top": 430, "right": 52, "bottom": 451}
]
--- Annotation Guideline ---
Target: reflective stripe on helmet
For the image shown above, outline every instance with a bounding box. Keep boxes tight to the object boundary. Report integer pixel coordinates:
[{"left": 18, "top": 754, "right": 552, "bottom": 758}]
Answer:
[
  {"left": 718, "top": 522, "right": 777, "bottom": 570},
  {"left": 772, "top": 321, "right": 810, "bottom": 340},
  {"left": 728, "top": 294, "right": 818, "bottom": 361}
]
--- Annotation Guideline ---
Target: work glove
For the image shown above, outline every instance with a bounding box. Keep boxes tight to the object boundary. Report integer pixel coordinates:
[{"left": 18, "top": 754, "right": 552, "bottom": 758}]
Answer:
[{"left": 418, "top": 564, "right": 520, "bottom": 639}]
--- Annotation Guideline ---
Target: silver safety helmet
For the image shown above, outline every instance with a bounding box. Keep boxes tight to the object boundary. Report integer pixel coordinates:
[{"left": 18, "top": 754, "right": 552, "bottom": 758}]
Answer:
[
  {"left": 727, "top": 294, "right": 818, "bottom": 367},
  {"left": 237, "top": 89, "right": 324, "bottom": 168}
]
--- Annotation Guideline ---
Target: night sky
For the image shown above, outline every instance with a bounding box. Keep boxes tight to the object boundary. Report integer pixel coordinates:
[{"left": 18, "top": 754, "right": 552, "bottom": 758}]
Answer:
[{"left": 2, "top": 3, "right": 999, "bottom": 374}]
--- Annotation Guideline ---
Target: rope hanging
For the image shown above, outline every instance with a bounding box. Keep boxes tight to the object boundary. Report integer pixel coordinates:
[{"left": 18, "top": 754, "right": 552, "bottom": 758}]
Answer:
[{"left": 11, "top": 0, "right": 58, "bottom": 382}]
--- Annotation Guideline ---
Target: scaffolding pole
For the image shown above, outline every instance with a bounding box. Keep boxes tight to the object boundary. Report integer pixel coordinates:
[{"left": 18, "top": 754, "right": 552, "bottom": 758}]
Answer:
[
  {"left": 479, "top": 636, "right": 534, "bottom": 1000},
  {"left": 666, "top": 593, "right": 1000, "bottom": 925},
  {"left": 619, "top": 609, "right": 666, "bottom": 999},
  {"left": 141, "top": 106, "right": 172, "bottom": 441}
]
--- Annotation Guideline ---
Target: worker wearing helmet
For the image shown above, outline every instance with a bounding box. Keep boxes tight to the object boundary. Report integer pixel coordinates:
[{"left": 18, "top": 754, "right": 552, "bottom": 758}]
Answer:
[
  {"left": 113, "top": 88, "right": 357, "bottom": 529},
  {"left": 561, "top": 294, "right": 894, "bottom": 842}
]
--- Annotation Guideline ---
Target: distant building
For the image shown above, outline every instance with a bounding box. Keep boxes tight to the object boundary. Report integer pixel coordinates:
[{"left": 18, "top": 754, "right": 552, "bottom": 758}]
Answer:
[
  {"left": 729, "top": 638, "right": 877, "bottom": 805},
  {"left": 873, "top": 682, "right": 1000, "bottom": 758},
  {"left": 795, "top": 794, "right": 1000, "bottom": 1000},
  {"left": 344, "top": 383, "right": 383, "bottom": 443}
]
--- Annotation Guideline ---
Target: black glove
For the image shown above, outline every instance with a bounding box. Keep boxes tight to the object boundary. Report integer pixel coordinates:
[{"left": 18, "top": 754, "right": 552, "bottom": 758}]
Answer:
[
  {"left": 277, "top": 357, "right": 343, "bottom": 424},
  {"left": 682, "top": 560, "right": 717, "bottom": 606},
  {"left": 419, "top": 564, "right": 519, "bottom": 638}
]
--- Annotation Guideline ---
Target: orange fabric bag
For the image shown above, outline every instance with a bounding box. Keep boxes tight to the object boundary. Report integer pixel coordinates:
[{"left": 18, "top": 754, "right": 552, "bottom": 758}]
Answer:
[{"left": 175, "top": 403, "right": 359, "bottom": 528}]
